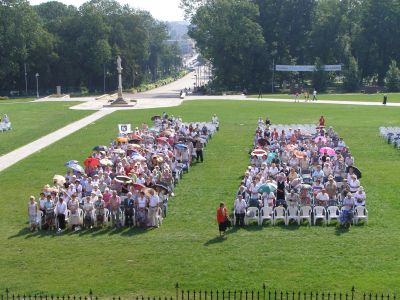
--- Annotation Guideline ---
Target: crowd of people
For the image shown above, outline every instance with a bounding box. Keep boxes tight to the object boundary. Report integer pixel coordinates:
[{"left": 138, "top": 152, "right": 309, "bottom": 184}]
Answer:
[
  {"left": 0, "top": 114, "right": 11, "bottom": 132},
  {"left": 27, "top": 113, "right": 219, "bottom": 233},
  {"left": 231, "top": 116, "right": 366, "bottom": 230}
]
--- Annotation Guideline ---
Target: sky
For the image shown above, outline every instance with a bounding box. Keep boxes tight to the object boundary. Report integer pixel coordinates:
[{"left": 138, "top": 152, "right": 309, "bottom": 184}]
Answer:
[{"left": 28, "top": 0, "right": 185, "bottom": 21}]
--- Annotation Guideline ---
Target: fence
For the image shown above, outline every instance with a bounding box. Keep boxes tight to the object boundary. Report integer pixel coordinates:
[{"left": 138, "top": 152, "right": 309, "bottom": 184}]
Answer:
[{"left": 0, "top": 286, "right": 397, "bottom": 300}]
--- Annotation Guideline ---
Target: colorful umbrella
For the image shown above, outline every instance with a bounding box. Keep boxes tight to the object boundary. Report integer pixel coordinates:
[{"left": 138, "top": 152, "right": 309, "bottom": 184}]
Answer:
[
  {"left": 115, "top": 175, "right": 132, "bottom": 184},
  {"left": 314, "top": 136, "right": 327, "bottom": 143},
  {"left": 64, "top": 160, "right": 78, "bottom": 167},
  {"left": 144, "top": 187, "right": 156, "bottom": 197},
  {"left": 294, "top": 150, "right": 306, "bottom": 159},
  {"left": 319, "top": 147, "right": 335, "bottom": 156},
  {"left": 267, "top": 152, "right": 276, "bottom": 162},
  {"left": 258, "top": 183, "right": 277, "bottom": 193},
  {"left": 175, "top": 143, "right": 188, "bottom": 150},
  {"left": 113, "top": 148, "right": 125, "bottom": 155},
  {"left": 53, "top": 175, "right": 66, "bottom": 186},
  {"left": 93, "top": 145, "right": 108, "bottom": 152},
  {"left": 157, "top": 137, "right": 169, "bottom": 143},
  {"left": 251, "top": 149, "right": 267, "bottom": 156},
  {"left": 116, "top": 137, "right": 128, "bottom": 143},
  {"left": 100, "top": 158, "right": 113, "bottom": 166},
  {"left": 68, "top": 163, "right": 85, "bottom": 174},
  {"left": 84, "top": 157, "right": 100, "bottom": 168},
  {"left": 130, "top": 134, "right": 143, "bottom": 141},
  {"left": 132, "top": 183, "right": 146, "bottom": 191}
]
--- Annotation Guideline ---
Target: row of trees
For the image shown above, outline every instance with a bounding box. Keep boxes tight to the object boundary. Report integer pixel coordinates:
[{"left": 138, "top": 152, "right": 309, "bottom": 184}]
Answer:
[
  {"left": 0, "top": 0, "right": 182, "bottom": 95},
  {"left": 182, "top": 0, "right": 400, "bottom": 92}
]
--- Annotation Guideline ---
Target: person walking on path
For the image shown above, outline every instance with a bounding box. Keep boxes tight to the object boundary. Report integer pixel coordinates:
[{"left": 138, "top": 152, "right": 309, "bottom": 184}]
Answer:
[
  {"left": 383, "top": 94, "right": 388, "bottom": 105},
  {"left": 216, "top": 202, "right": 229, "bottom": 236},
  {"left": 312, "top": 89, "right": 317, "bottom": 101}
]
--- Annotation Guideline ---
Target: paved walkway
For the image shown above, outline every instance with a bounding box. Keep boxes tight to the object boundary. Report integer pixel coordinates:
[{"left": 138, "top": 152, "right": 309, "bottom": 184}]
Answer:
[
  {"left": 0, "top": 110, "right": 114, "bottom": 172},
  {"left": 2, "top": 73, "right": 400, "bottom": 173}
]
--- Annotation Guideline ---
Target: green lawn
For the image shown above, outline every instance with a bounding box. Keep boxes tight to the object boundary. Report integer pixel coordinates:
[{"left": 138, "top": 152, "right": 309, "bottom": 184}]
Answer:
[
  {"left": 1, "top": 101, "right": 400, "bottom": 297},
  {"left": 248, "top": 93, "right": 400, "bottom": 102},
  {"left": 0, "top": 101, "right": 92, "bottom": 155}
]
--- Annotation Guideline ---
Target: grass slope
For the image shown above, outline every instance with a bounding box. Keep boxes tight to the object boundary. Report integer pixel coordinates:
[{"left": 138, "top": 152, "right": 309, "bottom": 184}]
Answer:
[
  {"left": 0, "top": 101, "right": 400, "bottom": 296},
  {"left": 0, "top": 102, "right": 92, "bottom": 155}
]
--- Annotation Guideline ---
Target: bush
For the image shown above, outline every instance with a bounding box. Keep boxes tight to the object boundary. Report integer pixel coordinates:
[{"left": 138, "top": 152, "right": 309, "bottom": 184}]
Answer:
[{"left": 385, "top": 60, "right": 400, "bottom": 92}]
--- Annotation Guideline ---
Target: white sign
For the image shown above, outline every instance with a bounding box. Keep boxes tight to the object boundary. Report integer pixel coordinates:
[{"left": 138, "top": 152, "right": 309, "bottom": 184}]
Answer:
[
  {"left": 118, "top": 124, "right": 131, "bottom": 134},
  {"left": 275, "top": 65, "right": 342, "bottom": 72}
]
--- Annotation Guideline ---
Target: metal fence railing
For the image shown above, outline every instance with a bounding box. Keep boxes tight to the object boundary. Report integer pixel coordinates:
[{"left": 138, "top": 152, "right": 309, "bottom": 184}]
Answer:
[{"left": 0, "top": 286, "right": 397, "bottom": 300}]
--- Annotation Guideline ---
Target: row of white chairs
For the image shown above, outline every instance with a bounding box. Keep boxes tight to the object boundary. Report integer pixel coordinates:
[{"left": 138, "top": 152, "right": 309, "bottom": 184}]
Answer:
[
  {"left": 38, "top": 207, "right": 163, "bottom": 230},
  {"left": 234, "top": 206, "right": 368, "bottom": 226},
  {"left": 0, "top": 122, "right": 11, "bottom": 132}
]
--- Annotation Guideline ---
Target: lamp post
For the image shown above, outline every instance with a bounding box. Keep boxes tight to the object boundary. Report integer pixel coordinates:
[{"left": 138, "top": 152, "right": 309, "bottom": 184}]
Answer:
[
  {"left": 35, "top": 73, "right": 39, "bottom": 98},
  {"left": 194, "top": 74, "right": 197, "bottom": 87},
  {"left": 24, "top": 63, "right": 28, "bottom": 96},
  {"left": 103, "top": 64, "right": 106, "bottom": 93}
]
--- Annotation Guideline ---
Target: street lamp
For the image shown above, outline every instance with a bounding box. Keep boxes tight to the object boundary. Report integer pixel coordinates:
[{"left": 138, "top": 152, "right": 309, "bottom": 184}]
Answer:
[
  {"left": 194, "top": 74, "right": 197, "bottom": 87},
  {"left": 35, "top": 73, "right": 40, "bottom": 98}
]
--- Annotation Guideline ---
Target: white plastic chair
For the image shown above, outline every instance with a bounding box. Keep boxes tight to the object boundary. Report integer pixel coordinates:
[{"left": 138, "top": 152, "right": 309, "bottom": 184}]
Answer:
[
  {"left": 286, "top": 206, "right": 300, "bottom": 225},
  {"left": 273, "top": 206, "right": 287, "bottom": 226},
  {"left": 245, "top": 207, "right": 260, "bottom": 225},
  {"left": 157, "top": 207, "right": 163, "bottom": 226},
  {"left": 299, "top": 206, "right": 312, "bottom": 225},
  {"left": 104, "top": 208, "right": 110, "bottom": 226},
  {"left": 327, "top": 206, "right": 340, "bottom": 225},
  {"left": 259, "top": 206, "right": 273, "bottom": 225},
  {"left": 36, "top": 211, "right": 44, "bottom": 230},
  {"left": 353, "top": 206, "right": 368, "bottom": 225},
  {"left": 313, "top": 206, "right": 327, "bottom": 225}
]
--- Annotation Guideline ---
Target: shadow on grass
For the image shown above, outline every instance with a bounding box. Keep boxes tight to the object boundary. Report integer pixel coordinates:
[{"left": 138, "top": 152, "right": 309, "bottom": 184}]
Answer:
[
  {"left": 335, "top": 225, "right": 350, "bottom": 236},
  {"left": 8, "top": 225, "right": 155, "bottom": 239}
]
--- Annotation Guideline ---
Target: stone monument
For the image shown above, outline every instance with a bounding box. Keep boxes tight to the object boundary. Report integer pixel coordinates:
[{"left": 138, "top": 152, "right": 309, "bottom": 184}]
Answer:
[{"left": 107, "top": 55, "right": 133, "bottom": 106}]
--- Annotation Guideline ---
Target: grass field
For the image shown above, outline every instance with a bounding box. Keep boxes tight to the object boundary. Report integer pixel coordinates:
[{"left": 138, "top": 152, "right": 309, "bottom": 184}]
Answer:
[
  {"left": 0, "top": 101, "right": 92, "bottom": 155},
  {"left": 1, "top": 100, "right": 400, "bottom": 296},
  {"left": 248, "top": 93, "right": 400, "bottom": 103}
]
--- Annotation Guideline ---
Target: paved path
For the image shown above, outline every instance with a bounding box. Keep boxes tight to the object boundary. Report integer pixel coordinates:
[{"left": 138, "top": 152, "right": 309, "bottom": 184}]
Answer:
[
  {"left": 2, "top": 72, "right": 400, "bottom": 173},
  {"left": 0, "top": 110, "right": 114, "bottom": 172}
]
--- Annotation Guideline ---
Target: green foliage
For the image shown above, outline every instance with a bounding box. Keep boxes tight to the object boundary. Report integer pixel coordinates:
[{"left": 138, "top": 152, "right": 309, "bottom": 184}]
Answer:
[
  {"left": 185, "top": 0, "right": 400, "bottom": 91},
  {"left": 1, "top": 0, "right": 182, "bottom": 94},
  {"left": 343, "top": 55, "right": 360, "bottom": 92},
  {"left": 385, "top": 60, "right": 400, "bottom": 92},
  {"left": 312, "top": 58, "right": 328, "bottom": 92}
]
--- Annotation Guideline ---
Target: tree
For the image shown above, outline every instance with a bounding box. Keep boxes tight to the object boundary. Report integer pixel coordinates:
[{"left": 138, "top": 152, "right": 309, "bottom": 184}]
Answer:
[
  {"left": 312, "top": 58, "right": 328, "bottom": 92},
  {"left": 385, "top": 60, "right": 400, "bottom": 92},
  {"left": 189, "top": 0, "right": 266, "bottom": 90},
  {"left": 343, "top": 55, "right": 360, "bottom": 92}
]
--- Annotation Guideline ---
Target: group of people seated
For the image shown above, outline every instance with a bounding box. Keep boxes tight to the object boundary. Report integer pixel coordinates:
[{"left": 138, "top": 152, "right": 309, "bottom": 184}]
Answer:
[
  {"left": 0, "top": 113, "right": 11, "bottom": 131},
  {"left": 233, "top": 116, "right": 366, "bottom": 227},
  {"left": 380, "top": 126, "right": 400, "bottom": 149},
  {"left": 27, "top": 113, "right": 218, "bottom": 232}
]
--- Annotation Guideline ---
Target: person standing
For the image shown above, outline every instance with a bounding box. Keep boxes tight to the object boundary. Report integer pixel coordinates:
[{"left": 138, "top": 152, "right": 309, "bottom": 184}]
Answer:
[
  {"left": 319, "top": 115, "right": 325, "bottom": 127},
  {"left": 28, "top": 196, "right": 38, "bottom": 232},
  {"left": 195, "top": 136, "right": 204, "bottom": 163},
  {"left": 55, "top": 197, "right": 67, "bottom": 232},
  {"left": 216, "top": 202, "right": 229, "bottom": 236},
  {"left": 110, "top": 190, "right": 121, "bottom": 228},
  {"left": 148, "top": 189, "right": 160, "bottom": 228},
  {"left": 124, "top": 192, "right": 135, "bottom": 227},
  {"left": 234, "top": 195, "right": 247, "bottom": 227},
  {"left": 312, "top": 89, "right": 317, "bottom": 101},
  {"left": 383, "top": 94, "right": 387, "bottom": 105}
]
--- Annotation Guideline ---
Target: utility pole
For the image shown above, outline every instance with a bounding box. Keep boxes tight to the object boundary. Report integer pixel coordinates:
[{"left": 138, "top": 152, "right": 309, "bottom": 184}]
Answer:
[
  {"left": 24, "top": 63, "right": 28, "bottom": 96},
  {"left": 271, "top": 58, "right": 275, "bottom": 93},
  {"left": 35, "top": 73, "right": 40, "bottom": 98}
]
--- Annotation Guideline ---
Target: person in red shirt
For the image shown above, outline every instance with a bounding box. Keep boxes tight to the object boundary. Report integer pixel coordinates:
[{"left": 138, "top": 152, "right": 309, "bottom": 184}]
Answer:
[
  {"left": 216, "top": 202, "right": 229, "bottom": 236},
  {"left": 319, "top": 115, "right": 325, "bottom": 127}
]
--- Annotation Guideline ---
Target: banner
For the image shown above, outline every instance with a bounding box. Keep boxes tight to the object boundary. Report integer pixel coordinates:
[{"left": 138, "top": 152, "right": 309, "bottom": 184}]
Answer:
[
  {"left": 118, "top": 124, "right": 131, "bottom": 134},
  {"left": 275, "top": 65, "right": 342, "bottom": 72}
]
